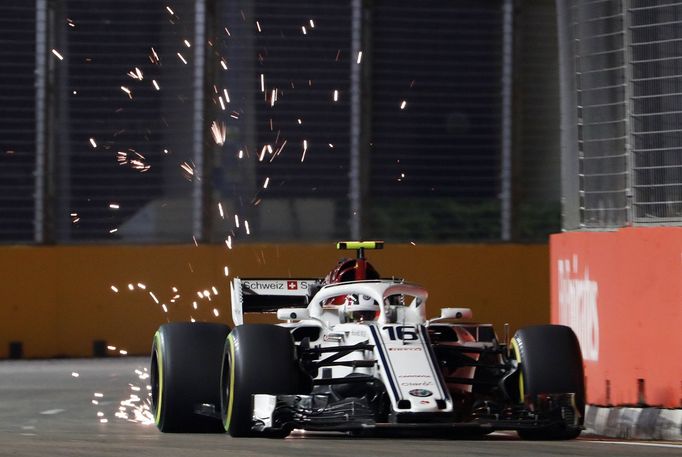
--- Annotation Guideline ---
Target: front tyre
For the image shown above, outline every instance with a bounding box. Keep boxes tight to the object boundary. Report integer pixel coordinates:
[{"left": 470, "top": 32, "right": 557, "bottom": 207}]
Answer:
[
  {"left": 221, "top": 324, "right": 312, "bottom": 437},
  {"left": 151, "top": 322, "right": 230, "bottom": 432},
  {"left": 512, "top": 325, "right": 585, "bottom": 440}
]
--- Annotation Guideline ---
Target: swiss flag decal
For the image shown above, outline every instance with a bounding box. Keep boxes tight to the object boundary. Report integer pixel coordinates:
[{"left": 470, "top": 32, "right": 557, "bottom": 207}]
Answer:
[{"left": 287, "top": 281, "right": 298, "bottom": 290}]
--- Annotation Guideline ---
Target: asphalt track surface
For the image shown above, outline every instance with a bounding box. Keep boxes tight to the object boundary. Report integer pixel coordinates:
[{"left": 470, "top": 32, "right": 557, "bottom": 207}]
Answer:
[{"left": 1, "top": 358, "right": 681, "bottom": 457}]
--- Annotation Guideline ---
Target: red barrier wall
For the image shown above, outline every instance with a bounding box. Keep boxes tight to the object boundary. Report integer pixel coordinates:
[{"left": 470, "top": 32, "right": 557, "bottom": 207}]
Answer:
[{"left": 550, "top": 227, "right": 682, "bottom": 408}]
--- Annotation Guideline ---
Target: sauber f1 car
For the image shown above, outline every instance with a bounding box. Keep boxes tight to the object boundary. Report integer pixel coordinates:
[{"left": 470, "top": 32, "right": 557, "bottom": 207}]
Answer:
[{"left": 151, "top": 241, "right": 585, "bottom": 439}]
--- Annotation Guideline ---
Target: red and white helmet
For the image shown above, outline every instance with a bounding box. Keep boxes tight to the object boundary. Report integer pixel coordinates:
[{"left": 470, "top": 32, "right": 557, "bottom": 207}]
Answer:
[
  {"left": 324, "top": 258, "right": 380, "bottom": 284},
  {"left": 342, "top": 294, "right": 380, "bottom": 322},
  {"left": 324, "top": 258, "right": 381, "bottom": 306}
]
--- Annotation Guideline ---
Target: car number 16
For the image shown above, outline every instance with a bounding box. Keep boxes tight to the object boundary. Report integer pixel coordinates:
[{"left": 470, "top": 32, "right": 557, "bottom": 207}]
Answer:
[{"left": 382, "top": 326, "right": 418, "bottom": 341}]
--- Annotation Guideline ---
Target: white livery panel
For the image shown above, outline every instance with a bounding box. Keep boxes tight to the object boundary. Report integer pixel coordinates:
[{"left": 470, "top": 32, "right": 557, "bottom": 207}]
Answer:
[
  {"left": 231, "top": 277, "right": 320, "bottom": 325},
  {"left": 369, "top": 324, "right": 452, "bottom": 413}
]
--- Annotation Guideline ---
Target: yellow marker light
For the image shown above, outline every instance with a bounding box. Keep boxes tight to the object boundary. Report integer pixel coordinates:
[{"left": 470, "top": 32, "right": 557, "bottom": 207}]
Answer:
[{"left": 336, "top": 241, "right": 384, "bottom": 250}]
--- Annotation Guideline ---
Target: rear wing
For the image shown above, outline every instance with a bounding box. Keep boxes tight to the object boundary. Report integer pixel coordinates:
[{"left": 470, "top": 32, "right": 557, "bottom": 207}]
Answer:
[{"left": 230, "top": 278, "right": 321, "bottom": 325}]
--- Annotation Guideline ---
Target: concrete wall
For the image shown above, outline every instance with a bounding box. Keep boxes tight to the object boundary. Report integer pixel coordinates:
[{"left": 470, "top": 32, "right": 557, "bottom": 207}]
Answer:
[
  {"left": 0, "top": 243, "right": 549, "bottom": 358},
  {"left": 551, "top": 227, "right": 682, "bottom": 408}
]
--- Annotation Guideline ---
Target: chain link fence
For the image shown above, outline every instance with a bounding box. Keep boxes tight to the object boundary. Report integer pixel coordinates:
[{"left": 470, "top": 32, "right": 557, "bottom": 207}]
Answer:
[
  {"left": 1, "top": 0, "right": 562, "bottom": 244},
  {"left": 630, "top": 0, "right": 682, "bottom": 223},
  {"left": 0, "top": 2, "right": 37, "bottom": 242},
  {"left": 559, "top": 0, "right": 682, "bottom": 229}
]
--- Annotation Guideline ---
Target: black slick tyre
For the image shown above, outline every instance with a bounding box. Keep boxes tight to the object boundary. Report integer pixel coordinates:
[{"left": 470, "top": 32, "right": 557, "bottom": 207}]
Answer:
[
  {"left": 221, "top": 324, "right": 312, "bottom": 437},
  {"left": 151, "top": 322, "right": 230, "bottom": 432},
  {"left": 512, "top": 324, "right": 585, "bottom": 440}
]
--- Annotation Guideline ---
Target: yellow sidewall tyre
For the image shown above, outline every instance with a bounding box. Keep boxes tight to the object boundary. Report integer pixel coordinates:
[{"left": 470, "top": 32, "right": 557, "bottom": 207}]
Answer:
[
  {"left": 151, "top": 322, "right": 230, "bottom": 433},
  {"left": 513, "top": 325, "right": 585, "bottom": 440},
  {"left": 221, "top": 324, "right": 312, "bottom": 437}
]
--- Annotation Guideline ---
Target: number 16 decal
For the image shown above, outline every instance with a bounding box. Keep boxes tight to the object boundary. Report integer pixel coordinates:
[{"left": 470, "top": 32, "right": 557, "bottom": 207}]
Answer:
[{"left": 383, "top": 326, "right": 418, "bottom": 341}]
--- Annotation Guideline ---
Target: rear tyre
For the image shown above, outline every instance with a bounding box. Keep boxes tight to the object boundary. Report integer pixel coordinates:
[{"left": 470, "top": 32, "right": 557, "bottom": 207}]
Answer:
[
  {"left": 512, "top": 325, "right": 585, "bottom": 440},
  {"left": 151, "top": 322, "right": 230, "bottom": 432},
  {"left": 221, "top": 324, "right": 312, "bottom": 437}
]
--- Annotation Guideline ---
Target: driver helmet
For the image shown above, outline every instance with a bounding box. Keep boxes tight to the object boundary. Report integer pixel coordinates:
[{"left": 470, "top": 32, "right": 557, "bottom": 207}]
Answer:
[
  {"left": 324, "top": 259, "right": 381, "bottom": 306},
  {"left": 343, "top": 294, "right": 380, "bottom": 322}
]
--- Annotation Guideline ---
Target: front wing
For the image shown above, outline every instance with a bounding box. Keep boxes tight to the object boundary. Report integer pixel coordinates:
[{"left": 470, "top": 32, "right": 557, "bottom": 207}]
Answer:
[{"left": 251, "top": 392, "right": 582, "bottom": 434}]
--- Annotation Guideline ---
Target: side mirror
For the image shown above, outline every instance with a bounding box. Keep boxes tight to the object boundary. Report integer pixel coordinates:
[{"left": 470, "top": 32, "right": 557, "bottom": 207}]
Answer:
[
  {"left": 276, "top": 308, "right": 310, "bottom": 321},
  {"left": 440, "top": 307, "right": 473, "bottom": 320}
]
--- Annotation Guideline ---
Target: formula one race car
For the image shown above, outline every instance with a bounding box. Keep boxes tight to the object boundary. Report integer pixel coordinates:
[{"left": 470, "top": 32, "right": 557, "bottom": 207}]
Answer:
[{"left": 150, "top": 241, "right": 585, "bottom": 439}]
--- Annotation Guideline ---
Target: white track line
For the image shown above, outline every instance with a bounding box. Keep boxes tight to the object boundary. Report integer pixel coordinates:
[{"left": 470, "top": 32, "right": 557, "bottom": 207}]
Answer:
[
  {"left": 39, "top": 409, "right": 65, "bottom": 415},
  {"left": 585, "top": 440, "right": 682, "bottom": 449}
]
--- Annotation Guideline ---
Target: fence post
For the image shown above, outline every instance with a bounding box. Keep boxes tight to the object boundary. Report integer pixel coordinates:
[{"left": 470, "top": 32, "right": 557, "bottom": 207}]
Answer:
[
  {"left": 35, "top": 0, "right": 48, "bottom": 243},
  {"left": 622, "top": 0, "right": 634, "bottom": 225},
  {"left": 193, "top": 0, "right": 208, "bottom": 242},
  {"left": 37, "top": 0, "right": 63, "bottom": 243},
  {"left": 556, "top": 0, "right": 580, "bottom": 230},
  {"left": 501, "top": 0, "right": 514, "bottom": 241},
  {"left": 349, "top": 0, "right": 372, "bottom": 240}
]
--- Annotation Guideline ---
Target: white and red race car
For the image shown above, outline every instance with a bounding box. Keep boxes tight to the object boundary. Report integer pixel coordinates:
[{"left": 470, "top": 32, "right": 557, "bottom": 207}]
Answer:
[{"left": 151, "top": 241, "right": 584, "bottom": 439}]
